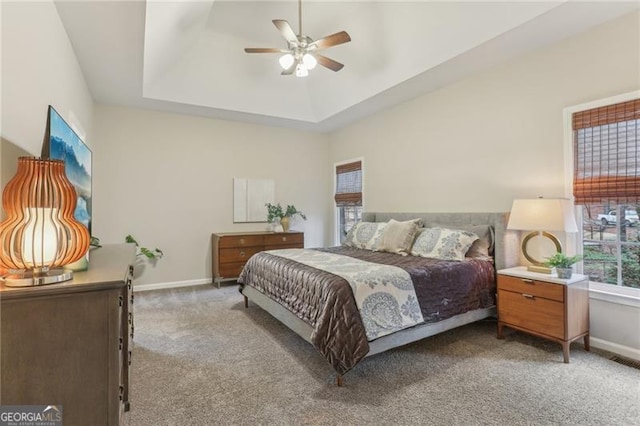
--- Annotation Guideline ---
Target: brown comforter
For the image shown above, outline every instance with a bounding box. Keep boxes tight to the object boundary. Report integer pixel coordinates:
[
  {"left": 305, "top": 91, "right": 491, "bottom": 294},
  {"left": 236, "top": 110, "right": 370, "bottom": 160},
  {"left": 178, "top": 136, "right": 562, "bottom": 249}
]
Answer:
[{"left": 238, "top": 246, "right": 495, "bottom": 375}]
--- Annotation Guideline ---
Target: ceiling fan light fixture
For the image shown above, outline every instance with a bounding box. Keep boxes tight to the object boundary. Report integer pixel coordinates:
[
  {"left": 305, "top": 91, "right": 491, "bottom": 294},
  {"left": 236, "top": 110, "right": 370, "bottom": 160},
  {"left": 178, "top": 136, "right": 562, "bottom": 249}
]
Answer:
[
  {"left": 279, "top": 53, "right": 295, "bottom": 70},
  {"left": 295, "top": 63, "right": 309, "bottom": 77},
  {"left": 302, "top": 53, "right": 317, "bottom": 70},
  {"left": 244, "top": 0, "right": 350, "bottom": 76}
]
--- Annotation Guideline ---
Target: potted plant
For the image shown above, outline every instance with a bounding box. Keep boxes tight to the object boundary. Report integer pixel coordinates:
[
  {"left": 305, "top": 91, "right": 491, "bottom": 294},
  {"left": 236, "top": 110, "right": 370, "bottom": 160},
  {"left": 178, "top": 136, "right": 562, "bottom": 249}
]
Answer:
[
  {"left": 125, "top": 234, "right": 164, "bottom": 262},
  {"left": 265, "top": 203, "right": 306, "bottom": 232},
  {"left": 544, "top": 253, "right": 582, "bottom": 279}
]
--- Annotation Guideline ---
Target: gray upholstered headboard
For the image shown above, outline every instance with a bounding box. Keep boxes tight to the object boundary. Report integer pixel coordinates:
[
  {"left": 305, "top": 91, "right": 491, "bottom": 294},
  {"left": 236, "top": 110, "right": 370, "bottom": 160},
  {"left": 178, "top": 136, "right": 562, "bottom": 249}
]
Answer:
[{"left": 361, "top": 212, "right": 519, "bottom": 271}]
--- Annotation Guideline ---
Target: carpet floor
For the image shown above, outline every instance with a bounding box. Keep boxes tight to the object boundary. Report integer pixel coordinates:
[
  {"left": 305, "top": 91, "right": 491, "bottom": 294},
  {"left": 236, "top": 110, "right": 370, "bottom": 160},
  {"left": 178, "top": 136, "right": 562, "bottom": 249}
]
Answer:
[{"left": 127, "top": 284, "right": 639, "bottom": 425}]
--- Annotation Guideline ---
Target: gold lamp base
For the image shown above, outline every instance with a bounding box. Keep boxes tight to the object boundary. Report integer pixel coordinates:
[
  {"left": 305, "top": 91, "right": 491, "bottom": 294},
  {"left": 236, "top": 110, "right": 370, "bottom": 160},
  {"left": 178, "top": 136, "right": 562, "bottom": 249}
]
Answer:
[
  {"left": 522, "top": 231, "right": 563, "bottom": 275},
  {"left": 2, "top": 268, "right": 73, "bottom": 287},
  {"left": 527, "top": 265, "right": 553, "bottom": 274}
]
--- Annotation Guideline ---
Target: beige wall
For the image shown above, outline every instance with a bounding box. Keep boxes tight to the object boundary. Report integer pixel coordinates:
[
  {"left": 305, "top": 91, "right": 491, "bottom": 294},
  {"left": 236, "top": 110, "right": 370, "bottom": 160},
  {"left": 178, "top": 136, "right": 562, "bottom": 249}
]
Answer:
[
  {"left": 329, "top": 11, "right": 640, "bottom": 217},
  {"left": 0, "top": 0, "right": 94, "bottom": 155},
  {"left": 92, "top": 106, "right": 330, "bottom": 285}
]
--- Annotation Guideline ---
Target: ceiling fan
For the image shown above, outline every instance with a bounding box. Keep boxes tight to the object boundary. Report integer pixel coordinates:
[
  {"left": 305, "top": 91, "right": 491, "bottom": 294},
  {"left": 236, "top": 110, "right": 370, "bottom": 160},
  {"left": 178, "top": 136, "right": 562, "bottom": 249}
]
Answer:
[{"left": 244, "top": 0, "right": 351, "bottom": 77}]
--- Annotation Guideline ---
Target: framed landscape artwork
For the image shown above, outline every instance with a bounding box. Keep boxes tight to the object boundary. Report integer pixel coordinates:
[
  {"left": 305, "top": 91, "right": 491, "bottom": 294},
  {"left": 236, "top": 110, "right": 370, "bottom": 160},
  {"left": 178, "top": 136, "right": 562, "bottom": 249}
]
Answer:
[{"left": 42, "top": 105, "right": 92, "bottom": 234}]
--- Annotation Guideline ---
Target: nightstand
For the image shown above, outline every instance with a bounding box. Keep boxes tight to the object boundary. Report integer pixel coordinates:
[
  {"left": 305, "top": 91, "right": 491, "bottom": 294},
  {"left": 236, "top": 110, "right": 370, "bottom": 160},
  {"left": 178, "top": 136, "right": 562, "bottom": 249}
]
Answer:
[{"left": 497, "top": 266, "right": 590, "bottom": 363}]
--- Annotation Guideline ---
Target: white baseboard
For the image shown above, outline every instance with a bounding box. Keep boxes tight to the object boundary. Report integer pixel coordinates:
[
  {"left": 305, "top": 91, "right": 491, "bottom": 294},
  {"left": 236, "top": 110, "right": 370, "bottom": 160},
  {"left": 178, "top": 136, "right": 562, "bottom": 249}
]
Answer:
[
  {"left": 133, "top": 278, "right": 213, "bottom": 292},
  {"left": 590, "top": 337, "right": 640, "bottom": 361}
]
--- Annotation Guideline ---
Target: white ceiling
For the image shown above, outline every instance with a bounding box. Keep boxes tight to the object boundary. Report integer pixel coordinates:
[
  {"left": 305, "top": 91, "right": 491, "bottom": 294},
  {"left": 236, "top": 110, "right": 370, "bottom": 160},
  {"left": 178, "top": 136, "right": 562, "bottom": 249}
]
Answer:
[{"left": 54, "top": 1, "right": 640, "bottom": 132}]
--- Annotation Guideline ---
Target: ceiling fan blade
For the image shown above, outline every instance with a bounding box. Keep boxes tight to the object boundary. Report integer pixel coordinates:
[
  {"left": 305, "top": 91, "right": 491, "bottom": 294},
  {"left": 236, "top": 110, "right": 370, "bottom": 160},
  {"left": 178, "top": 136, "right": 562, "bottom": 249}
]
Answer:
[
  {"left": 309, "top": 31, "right": 351, "bottom": 50},
  {"left": 273, "top": 20, "right": 298, "bottom": 44},
  {"left": 244, "top": 48, "right": 287, "bottom": 54},
  {"left": 315, "top": 54, "right": 344, "bottom": 72}
]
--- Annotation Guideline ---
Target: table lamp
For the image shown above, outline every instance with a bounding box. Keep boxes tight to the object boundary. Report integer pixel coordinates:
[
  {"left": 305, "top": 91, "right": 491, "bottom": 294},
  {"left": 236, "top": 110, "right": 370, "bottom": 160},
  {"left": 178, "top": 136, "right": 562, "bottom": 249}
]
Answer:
[
  {"left": 0, "top": 157, "right": 90, "bottom": 286},
  {"left": 507, "top": 198, "right": 578, "bottom": 273}
]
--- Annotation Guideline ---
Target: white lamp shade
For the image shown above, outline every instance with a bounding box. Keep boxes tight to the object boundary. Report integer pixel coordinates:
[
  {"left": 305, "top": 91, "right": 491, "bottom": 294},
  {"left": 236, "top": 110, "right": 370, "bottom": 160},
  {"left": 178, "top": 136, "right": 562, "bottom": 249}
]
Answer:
[
  {"left": 279, "top": 54, "right": 294, "bottom": 70},
  {"left": 507, "top": 198, "right": 578, "bottom": 233},
  {"left": 302, "top": 53, "right": 317, "bottom": 70},
  {"left": 21, "top": 207, "right": 60, "bottom": 267}
]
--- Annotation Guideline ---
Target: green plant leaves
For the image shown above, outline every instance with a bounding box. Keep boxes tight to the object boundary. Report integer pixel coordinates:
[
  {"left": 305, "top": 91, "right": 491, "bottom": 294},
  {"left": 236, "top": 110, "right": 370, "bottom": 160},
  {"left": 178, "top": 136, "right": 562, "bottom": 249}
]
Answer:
[{"left": 126, "top": 234, "right": 163, "bottom": 260}]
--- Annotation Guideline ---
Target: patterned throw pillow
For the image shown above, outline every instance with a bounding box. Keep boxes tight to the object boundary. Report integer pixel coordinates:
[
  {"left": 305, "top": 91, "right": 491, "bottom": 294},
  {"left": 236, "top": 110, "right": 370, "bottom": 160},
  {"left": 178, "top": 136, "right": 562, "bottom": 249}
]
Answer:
[
  {"left": 378, "top": 219, "right": 421, "bottom": 256},
  {"left": 343, "top": 222, "right": 387, "bottom": 250},
  {"left": 429, "top": 223, "right": 494, "bottom": 259},
  {"left": 410, "top": 228, "right": 479, "bottom": 261}
]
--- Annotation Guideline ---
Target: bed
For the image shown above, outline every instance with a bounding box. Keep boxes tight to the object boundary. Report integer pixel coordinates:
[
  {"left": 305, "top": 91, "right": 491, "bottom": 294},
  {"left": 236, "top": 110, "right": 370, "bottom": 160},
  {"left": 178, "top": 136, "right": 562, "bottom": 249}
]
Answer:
[{"left": 238, "top": 212, "right": 519, "bottom": 385}]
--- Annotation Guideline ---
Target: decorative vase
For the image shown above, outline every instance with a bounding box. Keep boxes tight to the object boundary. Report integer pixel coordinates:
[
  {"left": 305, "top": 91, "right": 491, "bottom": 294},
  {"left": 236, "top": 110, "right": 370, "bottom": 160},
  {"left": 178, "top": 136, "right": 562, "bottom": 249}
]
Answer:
[
  {"left": 556, "top": 267, "right": 573, "bottom": 279},
  {"left": 66, "top": 252, "right": 89, "bottom": 272},
  {"left": 280, "top": 216, "right": 290, "bottom": 233}
]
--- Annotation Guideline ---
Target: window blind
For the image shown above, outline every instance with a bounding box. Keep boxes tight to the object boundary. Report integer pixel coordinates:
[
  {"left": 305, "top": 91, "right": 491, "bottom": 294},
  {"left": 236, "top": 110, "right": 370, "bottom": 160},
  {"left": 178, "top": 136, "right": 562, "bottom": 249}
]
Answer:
[
  {"left": 335, "top": 161, "right": 362, "bottom": 206},
  {"left": 572, "top": 99, "right": 640, "bottom": 204}
]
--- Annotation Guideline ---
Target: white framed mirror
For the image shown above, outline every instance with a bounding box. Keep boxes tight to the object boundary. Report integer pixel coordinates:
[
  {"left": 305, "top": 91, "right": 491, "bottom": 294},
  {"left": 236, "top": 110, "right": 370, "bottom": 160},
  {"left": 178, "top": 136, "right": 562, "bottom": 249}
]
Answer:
[{"left": 233, "top": 178, "right": 275, "bottom": 223}]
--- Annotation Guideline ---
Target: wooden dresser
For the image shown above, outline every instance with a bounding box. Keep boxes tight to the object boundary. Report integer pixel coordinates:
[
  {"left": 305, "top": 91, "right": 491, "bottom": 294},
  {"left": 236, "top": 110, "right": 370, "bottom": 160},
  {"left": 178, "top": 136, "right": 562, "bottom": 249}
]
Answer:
[
  {"left": 212, "top": 231, "right": 304, "bottom": 287},
  {"left": 497, "top": 266, "right": 590, "bottom": 363},
  {"left": 0, "top": 244, "right": 135, "bottom": 426}
]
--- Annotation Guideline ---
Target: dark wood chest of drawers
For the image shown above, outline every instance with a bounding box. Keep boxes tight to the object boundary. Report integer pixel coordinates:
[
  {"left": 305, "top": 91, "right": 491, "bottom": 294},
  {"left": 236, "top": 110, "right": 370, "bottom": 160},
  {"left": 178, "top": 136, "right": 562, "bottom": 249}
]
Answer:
[
  {"left": 0, "top": 244, "right": 135, "bottom": 425},
  {"left": 212, "top": 231, "right": 304, "bottom": 286}
]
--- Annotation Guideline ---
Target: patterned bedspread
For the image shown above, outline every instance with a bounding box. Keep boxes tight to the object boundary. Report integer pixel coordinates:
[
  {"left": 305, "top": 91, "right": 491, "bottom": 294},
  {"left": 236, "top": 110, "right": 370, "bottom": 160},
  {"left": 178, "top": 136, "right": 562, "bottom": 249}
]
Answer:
[
  {"left": 238, "top": 246, "right": 495, "bottom": 375},
  {"left": 267, "top": 249, "right": 424, "bottom": 341}
]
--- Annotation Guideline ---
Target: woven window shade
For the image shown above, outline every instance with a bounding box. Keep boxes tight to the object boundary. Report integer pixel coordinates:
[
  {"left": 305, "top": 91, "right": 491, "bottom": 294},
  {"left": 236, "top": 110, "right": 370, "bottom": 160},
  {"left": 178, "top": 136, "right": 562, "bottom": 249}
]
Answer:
[
  {"left": 335, "top": 161, "right": 362, "bottom": 206},
  {"left": 572, "top": 99, "right": 640, "bottom": 204}
]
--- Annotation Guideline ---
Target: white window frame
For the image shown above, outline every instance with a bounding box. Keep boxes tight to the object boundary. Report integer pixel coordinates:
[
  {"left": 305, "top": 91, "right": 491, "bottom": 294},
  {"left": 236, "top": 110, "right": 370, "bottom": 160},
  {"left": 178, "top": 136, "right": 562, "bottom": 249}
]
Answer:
[
  {"left": 563, "top": 90, "right": 640, "bottom": 304},
  {"left": 333, "top": 157, "right": 364, "bottom": 245}
]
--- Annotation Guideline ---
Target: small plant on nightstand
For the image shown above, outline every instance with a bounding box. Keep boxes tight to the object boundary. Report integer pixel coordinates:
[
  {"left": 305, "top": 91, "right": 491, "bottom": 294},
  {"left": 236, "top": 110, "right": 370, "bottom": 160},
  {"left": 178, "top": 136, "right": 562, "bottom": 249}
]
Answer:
[{"left": 544, "top": 253, "right": 582, "bottom": 279}]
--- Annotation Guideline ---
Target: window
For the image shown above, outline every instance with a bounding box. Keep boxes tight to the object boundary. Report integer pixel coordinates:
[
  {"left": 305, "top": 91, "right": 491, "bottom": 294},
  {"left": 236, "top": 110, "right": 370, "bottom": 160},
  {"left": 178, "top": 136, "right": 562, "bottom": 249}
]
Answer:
[
  {"left": 572, "top": 99, "right": 640, "bottom": 288},
  {"left": 334, "top": 160, "right": 363, "bottom": 244}
]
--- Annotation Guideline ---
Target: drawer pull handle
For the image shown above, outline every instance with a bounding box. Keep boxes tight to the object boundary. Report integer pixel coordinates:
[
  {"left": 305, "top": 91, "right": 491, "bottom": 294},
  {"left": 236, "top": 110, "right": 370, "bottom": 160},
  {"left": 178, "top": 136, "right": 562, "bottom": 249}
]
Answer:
[
  {"left": 240, "top": 238, "right": 245, "bottom": 244},
  {"left": 522, "top": 279, "right": 534, "bottom": 284},
  {"left": 282, "top": 237, "right": 287, "bottom": 242},
  {"left": 522, "top": 293, "right": 535, "bottom": 300},
  {"left": 240, "top": 251, "right": 245, "bottom": 257}
]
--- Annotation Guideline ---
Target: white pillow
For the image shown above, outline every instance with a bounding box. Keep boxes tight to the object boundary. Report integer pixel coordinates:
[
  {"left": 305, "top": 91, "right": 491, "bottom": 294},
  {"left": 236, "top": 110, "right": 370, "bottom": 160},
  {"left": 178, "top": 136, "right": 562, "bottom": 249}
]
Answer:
[
  {"left": 343, "top": 222, "right": 387, "bottom": 251},
  {"left": 410, "top": 228, "right": 479, "bottom": 261}
]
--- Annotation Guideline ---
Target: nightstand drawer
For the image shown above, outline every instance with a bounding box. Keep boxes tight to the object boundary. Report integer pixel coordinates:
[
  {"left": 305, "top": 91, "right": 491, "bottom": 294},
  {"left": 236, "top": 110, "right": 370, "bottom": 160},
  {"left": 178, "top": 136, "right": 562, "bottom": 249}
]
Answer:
[
  {"left": 264, "top": 233, "right": 303, "bottom": 246},
  {"left": 498, "top": 289, "right": 564, "bottom": 339},
  {"left": 498, "top": 275, "right": 564, "bottom": 302},
  {"left": 219, "top": 235, "right": 264, "bottom": 248},
  {"left": 219, "top": 247, "right": 262, "bottom": 264}
]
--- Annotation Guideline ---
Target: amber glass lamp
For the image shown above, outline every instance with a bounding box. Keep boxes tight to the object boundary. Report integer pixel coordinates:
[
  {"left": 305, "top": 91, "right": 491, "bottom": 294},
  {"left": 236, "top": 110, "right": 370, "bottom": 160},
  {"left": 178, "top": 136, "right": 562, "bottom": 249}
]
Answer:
[{"left": 0, "top": 157, "right": 90, "bottom": 286}]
